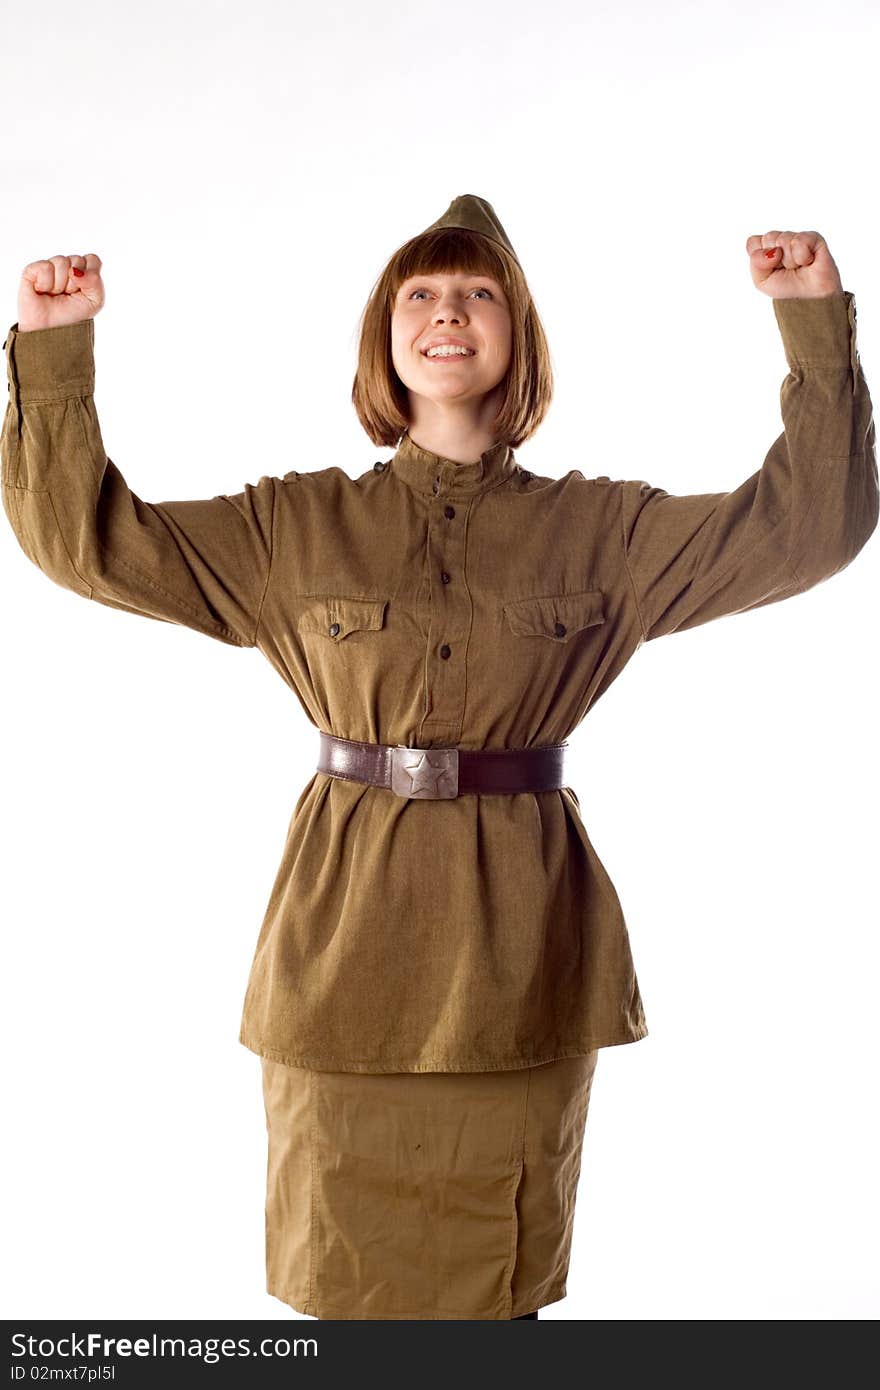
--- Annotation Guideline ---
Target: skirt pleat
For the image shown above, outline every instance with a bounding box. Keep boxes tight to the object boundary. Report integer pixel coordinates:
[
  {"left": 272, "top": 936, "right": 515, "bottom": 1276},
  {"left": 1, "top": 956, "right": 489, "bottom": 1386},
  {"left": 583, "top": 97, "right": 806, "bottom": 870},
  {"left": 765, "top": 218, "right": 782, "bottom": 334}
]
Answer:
[{"left": 261, "top": 1051, "right": 598, "bottom": 1320}]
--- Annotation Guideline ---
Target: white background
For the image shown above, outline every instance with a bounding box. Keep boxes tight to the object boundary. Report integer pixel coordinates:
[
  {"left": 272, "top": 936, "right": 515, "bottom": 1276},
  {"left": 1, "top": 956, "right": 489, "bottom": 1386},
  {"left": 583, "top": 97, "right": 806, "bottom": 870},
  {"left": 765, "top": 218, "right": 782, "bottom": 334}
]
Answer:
[{"left": 1, "top": 0, "right": 877, "bottom": 1323}]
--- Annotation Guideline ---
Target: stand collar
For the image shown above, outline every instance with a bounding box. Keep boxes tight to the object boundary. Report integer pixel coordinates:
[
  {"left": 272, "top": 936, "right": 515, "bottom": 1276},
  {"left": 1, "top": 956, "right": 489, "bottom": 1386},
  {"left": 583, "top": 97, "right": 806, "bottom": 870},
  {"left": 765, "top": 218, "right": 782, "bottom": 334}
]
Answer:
[{"left": 389, "top": 429, "right": 519, "bottom": 498}]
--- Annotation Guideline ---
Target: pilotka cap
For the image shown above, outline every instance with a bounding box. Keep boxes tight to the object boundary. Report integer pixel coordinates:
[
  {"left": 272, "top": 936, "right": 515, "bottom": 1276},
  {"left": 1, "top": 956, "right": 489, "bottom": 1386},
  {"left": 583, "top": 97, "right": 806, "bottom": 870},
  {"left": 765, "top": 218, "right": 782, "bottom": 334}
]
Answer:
[{"left": 417, "top": 192, "right": 522, "bottom": 267}]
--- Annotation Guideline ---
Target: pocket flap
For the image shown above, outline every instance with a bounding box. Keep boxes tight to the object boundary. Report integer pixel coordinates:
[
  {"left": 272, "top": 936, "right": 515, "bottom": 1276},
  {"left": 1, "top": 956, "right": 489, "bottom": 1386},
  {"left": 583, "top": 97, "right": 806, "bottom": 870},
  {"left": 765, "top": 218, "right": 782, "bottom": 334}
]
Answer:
[
  {"left": 503, "top": 589, "right": 605, "bottom": 641},
  {"left": 299, "top": 595, "right": 388, "bottom": 640}
]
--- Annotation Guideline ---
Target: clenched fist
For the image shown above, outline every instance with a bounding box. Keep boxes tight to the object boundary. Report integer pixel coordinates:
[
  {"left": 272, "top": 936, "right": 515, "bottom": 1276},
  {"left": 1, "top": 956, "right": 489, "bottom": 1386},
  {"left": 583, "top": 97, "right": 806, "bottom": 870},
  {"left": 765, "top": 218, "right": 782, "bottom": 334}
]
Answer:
[
  {"left": 746, "top": 231, "right": 843, "bottom": 299},
  {"left": 17, "top": 253, "right": 105, "bottom": 333}
]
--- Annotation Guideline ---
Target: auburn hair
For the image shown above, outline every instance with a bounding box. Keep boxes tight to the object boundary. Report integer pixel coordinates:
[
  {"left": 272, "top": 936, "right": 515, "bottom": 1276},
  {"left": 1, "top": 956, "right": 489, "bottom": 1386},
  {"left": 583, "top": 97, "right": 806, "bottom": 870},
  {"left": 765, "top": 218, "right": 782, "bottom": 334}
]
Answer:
[{"left": 351, "top": 226, "right": 554, "bottom": 450}]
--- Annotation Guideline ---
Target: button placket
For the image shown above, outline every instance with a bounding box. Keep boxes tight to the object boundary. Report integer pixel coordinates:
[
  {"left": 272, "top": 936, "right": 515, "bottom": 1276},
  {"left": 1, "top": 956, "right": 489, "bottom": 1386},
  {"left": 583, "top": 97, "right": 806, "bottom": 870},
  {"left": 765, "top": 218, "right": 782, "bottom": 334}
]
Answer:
[{"left": 419, "top": 481, "right": 471, "bottom": 740}]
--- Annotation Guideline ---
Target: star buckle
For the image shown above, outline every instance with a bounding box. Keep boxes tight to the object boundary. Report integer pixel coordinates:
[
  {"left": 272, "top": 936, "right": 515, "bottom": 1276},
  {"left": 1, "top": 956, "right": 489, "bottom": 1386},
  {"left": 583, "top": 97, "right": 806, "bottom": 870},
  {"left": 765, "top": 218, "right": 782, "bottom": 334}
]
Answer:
[{"left": 390, "top": 745, "right": 460, "bottom": 799}]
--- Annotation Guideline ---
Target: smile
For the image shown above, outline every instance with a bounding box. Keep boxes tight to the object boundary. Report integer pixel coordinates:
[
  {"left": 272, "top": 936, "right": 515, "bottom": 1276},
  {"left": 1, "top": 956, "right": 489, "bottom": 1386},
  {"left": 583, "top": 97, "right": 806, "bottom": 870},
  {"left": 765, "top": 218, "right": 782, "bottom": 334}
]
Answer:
[{"left": 422, "top": 350, "right": 477, "bottom": 361}]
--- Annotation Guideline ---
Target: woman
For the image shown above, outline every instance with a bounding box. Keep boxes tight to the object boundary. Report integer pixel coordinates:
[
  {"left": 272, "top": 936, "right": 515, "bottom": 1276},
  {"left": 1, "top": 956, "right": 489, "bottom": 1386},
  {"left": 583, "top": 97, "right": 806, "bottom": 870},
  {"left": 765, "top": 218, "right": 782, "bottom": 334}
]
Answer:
[{"left": 2, "top": 195, "right": 877, "bottom": 1321}]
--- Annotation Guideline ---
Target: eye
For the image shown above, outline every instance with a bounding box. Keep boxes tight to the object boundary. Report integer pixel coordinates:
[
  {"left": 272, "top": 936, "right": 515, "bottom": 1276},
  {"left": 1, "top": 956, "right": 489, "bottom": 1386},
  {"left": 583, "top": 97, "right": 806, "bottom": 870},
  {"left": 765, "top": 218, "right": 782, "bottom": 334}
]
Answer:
[{"left": 407, "top": 286, "right": 494, "bottom": 300}]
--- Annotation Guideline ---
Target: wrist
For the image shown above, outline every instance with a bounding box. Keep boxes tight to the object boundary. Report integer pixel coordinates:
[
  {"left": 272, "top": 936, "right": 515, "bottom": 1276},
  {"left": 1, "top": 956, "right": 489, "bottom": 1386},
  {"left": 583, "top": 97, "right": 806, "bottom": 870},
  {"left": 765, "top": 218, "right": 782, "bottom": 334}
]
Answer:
[{"left": 4, "top": 317, "right": 96, "bottom": 399}]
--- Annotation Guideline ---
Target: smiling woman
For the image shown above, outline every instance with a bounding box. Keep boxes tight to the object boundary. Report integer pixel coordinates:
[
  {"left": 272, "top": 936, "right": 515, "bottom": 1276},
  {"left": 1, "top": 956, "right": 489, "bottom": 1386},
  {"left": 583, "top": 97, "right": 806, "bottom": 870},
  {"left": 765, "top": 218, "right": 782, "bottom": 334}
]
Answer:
[
  {"left": 388, "top": 269, "right": 514, "bottom": 465},
  {"left": 351, "top": 204, "right": 554, "bottom": 457},
  {"left": 4, "top": 193, "right": 875, "bottom": 1324}
]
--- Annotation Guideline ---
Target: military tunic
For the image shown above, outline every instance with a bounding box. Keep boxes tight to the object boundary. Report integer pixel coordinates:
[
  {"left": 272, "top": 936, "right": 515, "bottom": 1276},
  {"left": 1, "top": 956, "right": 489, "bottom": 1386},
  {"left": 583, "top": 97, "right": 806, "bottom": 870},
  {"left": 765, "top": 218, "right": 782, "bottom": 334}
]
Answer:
[{"left": 2, "top": 291, "right": 876, "bottom": 1076}]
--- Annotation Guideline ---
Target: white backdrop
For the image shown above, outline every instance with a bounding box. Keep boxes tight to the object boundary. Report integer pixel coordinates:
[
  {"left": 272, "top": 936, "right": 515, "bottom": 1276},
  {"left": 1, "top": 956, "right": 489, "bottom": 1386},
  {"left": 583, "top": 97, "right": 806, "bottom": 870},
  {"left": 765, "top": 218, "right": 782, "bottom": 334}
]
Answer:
[{"left": 1, "top": 0, "right": 877, "bottom": 1322}]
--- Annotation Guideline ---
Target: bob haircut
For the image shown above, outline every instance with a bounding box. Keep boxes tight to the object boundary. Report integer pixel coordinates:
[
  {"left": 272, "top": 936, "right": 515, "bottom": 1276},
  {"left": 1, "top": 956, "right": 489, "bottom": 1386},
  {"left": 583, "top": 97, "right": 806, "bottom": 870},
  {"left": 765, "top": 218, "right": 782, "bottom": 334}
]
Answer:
[{"left": 351, "top": 226, "right": 554, "bottom": 450}]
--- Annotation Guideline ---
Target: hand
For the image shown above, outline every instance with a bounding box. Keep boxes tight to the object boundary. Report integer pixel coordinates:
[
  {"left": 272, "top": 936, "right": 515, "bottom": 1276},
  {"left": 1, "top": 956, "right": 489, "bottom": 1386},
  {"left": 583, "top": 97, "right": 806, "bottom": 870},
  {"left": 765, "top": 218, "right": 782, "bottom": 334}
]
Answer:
[
  {"left": 17, "top": 253, "right": 105, "bottom": 332},
  {"left": 746, "top": 230, "right": 843, "bottom": 299}
]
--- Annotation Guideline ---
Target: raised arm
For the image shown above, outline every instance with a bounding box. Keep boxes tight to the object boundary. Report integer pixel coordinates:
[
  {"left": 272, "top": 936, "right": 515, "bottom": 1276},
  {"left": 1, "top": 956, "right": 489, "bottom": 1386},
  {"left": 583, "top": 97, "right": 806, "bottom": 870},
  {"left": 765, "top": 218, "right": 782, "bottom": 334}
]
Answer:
[
  {"left": 621, "top": 233, "right": 878, "bottom": 643},
  {"left": 1, "top": 256, "right": 275, "bottom": 648}
]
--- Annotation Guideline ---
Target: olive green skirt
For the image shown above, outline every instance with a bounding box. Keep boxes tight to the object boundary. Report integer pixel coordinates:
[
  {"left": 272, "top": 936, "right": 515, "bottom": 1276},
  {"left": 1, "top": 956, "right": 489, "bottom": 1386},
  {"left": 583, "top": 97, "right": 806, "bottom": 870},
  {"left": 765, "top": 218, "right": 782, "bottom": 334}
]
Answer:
[{"left": 260, "top": 1051, "right": 599, "bottom": 1320}]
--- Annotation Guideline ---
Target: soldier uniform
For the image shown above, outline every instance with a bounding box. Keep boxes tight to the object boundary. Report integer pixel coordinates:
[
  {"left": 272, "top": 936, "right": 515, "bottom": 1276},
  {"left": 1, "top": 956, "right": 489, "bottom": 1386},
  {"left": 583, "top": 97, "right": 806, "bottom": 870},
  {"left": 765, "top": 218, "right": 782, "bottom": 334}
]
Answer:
[{"left": 2, "top": 195, "right": 876, "bottom": 1319}]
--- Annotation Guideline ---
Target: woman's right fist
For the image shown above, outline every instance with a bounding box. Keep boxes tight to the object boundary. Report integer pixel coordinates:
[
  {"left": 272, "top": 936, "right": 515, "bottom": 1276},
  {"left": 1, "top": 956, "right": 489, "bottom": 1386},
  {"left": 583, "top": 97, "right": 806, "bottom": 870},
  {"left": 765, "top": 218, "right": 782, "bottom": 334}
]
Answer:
[{"left": 17, "top": 254, "right": 105, "bottom": 332}]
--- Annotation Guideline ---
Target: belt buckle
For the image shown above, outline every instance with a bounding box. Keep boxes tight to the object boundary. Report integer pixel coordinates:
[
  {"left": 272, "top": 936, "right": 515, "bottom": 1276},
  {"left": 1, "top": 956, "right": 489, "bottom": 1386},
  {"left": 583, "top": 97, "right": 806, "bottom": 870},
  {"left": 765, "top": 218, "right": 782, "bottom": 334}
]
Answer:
[{"left": 390, "top": 745, "right": 459, "bottom": 799}]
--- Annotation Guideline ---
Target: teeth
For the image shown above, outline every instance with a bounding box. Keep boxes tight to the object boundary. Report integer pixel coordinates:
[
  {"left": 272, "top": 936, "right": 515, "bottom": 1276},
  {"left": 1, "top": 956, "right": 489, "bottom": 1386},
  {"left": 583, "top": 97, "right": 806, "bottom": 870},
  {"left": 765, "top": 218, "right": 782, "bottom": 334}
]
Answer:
[{"left": 426, "top": 345, "right": 474, "bottom": 357}]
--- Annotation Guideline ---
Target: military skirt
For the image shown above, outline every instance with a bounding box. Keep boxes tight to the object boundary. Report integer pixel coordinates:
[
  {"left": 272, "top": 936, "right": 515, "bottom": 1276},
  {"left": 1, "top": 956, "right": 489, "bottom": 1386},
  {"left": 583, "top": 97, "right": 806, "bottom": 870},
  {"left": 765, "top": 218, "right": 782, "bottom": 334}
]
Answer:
[{"left": 260, "top": 1050, "right": 599, "bottom": 1320}]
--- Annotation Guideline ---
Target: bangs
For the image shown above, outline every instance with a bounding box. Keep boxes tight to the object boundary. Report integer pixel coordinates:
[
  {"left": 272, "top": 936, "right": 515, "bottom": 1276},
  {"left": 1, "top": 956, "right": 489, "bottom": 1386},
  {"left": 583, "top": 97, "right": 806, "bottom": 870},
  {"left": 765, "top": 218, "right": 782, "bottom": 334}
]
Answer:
[{"left": 389, "top": 228, "right": 514, "bottom": 301}]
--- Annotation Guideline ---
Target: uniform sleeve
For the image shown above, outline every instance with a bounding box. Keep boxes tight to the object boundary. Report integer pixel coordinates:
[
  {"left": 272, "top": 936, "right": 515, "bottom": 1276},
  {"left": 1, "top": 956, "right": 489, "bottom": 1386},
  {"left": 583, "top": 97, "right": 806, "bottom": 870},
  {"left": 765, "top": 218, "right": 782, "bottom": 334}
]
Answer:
[
  {"left": 620, "top": 290, "right": 879, "bottom": 643},
  {"left": 1, "top": 318, "right": 275, "bottom": 648}
]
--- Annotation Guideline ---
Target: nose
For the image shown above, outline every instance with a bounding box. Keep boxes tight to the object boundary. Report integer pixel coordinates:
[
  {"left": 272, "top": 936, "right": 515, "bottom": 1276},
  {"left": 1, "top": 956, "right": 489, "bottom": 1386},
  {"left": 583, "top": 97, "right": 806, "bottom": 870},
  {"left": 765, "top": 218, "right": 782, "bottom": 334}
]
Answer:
[{"left": 432, "top": 294, "right": 466, "bottom": 326}]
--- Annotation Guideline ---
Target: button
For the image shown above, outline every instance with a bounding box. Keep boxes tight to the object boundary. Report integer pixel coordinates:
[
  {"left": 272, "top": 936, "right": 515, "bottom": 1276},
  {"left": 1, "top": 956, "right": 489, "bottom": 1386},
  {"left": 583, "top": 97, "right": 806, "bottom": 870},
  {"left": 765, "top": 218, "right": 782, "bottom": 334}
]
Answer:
[
  {"left": 373, "top": 460, "right": 386, "bottom": 472},
  {"left": 444, "top": 504, "right": 455, "bottom": 519},
  {"left": 520, "top": 469, "right": 533, "bottom": 483},
  {"left": 440, "top": 644, "right": 451, "bottom": 659},
  {"left": 440, "top": 571, "right": 451, "bottom": 584},
  {"left": 328, "top": 622, "right": 340, "bottom": 636},
  {"left": 554, "top": 622, "right": 567, "bottom": 638}
]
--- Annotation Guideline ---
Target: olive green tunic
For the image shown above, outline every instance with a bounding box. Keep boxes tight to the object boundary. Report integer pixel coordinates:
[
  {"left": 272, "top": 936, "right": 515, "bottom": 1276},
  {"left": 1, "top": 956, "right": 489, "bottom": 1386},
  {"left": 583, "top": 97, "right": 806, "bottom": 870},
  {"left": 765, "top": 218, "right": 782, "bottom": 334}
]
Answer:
[{"left": 2, "top": 292, "right": 876, "bottom": 1074}]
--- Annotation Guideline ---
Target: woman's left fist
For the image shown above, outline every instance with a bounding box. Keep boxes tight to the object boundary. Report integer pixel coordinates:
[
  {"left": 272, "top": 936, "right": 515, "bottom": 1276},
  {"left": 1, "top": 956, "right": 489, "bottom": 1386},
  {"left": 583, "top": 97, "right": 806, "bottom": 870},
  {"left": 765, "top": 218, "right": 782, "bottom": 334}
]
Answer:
[{"left": 746, "top": 230, "right": 843, "bottom": 298}]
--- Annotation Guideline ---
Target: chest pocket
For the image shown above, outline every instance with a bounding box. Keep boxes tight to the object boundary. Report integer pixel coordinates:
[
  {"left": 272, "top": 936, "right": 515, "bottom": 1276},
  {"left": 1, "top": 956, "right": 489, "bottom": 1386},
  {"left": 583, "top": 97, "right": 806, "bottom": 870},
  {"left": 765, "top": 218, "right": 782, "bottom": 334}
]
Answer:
[
  {"left": 298, "top": 595, "right": 388, "bottom": 641},
  {"left": 502, "top": 588, "right": 605, "bottom": 641}
]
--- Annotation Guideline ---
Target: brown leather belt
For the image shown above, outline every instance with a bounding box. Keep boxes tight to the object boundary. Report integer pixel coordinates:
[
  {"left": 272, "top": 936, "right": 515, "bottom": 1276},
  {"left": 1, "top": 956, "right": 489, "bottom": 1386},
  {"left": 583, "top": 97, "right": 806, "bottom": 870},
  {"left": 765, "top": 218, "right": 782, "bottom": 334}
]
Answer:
[{"left": 317, "top": 732, "right": 568, "bottom": 799}]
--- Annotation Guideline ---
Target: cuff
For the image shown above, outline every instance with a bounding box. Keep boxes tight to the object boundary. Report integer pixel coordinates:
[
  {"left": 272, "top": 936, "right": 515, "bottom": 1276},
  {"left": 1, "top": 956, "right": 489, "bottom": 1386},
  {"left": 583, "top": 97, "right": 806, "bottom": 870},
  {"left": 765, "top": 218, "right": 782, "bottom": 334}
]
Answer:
[
  {"left": 4, "top": 318, "right": 96, "bottom": 404},
  {"left": 773, "top": 290, "right": 858, "bottom": 369}
]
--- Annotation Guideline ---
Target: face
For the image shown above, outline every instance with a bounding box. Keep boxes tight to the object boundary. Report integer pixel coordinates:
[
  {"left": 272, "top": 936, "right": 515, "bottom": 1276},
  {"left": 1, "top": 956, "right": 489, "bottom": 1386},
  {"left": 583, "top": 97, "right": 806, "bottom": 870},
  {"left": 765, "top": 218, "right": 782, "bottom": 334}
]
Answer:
[{"left": 390, "top": 271, "right": 513, "bottom": 412}]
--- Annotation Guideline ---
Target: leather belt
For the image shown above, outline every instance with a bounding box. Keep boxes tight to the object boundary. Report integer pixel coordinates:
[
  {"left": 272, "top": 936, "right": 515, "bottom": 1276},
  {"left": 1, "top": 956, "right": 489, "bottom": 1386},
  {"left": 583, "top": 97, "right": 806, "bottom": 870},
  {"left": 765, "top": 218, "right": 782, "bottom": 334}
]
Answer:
[{"left": 317, "top": 732, "right": 568, "bottom": 799}]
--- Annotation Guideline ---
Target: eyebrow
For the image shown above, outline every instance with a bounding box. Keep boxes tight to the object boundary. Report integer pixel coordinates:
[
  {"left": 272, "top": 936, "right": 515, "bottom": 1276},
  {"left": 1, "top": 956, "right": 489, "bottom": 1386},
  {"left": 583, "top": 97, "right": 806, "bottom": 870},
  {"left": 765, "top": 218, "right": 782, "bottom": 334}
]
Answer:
[{"left": 400, "top": 275, "right": 501, "bottom": 290}]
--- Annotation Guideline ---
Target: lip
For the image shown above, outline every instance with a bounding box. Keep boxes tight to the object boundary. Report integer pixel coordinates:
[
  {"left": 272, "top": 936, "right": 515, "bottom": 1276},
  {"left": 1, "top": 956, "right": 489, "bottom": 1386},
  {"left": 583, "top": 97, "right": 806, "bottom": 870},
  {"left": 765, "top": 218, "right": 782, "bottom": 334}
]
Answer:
[
  {"left": 422, "top": 351, "right": 477, "bottom": 364},
  {"left": 420, "top": 337, "right": 476, "bottom": 356}
]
